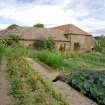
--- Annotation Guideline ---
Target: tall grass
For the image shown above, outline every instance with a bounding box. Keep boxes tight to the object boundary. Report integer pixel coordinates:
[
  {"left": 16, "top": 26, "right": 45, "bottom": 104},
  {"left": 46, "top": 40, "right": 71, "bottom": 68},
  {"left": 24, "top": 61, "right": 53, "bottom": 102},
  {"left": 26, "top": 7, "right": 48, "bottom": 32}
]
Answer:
[
  {"left": 0, "top": 43, "right": 69, "bottom": 105},
  {"left": 0, "top": 43, "right": 31, "bottom": 59},
  {"left": 8, "top": 56, "right": 69, "bottom": 105},
  {"left": 32, "top": 50, "right": 105, "bottom": 71},
  {"left": 32, "top": 50, "right": 64, "bottom": 69},
  {"left": 62, "top": 52, "right": 105, "bottom": 71}
]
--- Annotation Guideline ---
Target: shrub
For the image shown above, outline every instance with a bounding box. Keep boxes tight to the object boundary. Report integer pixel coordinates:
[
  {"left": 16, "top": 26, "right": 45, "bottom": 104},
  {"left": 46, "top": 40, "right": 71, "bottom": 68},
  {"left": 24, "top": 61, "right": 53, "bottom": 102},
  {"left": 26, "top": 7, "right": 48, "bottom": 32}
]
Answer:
[
  {"left": 33, "top": 37, "right": 55, "bottom": 50},
  {"left": 44, "top": 37, "right": 55, "bottom": 51}
]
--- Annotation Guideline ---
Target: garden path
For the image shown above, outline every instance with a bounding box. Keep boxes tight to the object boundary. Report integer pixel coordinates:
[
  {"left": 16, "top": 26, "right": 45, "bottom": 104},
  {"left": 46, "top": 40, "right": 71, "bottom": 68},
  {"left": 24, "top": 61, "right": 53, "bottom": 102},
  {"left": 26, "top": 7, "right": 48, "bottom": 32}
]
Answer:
[
  {"left": 0, "top": 57, "right": 13, "bottom": 105},
  {"left": 26, "top": 58, "right": 98, "bottom": 105}
]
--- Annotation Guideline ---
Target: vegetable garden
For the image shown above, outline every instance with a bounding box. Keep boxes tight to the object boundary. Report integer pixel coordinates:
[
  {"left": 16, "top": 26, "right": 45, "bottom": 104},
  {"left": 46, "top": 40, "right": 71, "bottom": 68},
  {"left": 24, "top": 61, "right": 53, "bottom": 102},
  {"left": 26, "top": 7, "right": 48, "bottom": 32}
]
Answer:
[{"left": 61, "top": 70, "right": 105, "bottom": 105}]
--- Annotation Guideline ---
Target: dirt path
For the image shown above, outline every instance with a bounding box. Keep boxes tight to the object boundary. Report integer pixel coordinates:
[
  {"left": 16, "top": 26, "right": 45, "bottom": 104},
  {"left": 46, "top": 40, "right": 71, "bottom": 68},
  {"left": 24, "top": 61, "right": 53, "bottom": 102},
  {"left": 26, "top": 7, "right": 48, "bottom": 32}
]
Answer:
[
  {"left": 26, "top": 58, "right": 98, "bottom": 105},
  {"left": 0, "top": 57, "right": 12, "bottom": 105}
]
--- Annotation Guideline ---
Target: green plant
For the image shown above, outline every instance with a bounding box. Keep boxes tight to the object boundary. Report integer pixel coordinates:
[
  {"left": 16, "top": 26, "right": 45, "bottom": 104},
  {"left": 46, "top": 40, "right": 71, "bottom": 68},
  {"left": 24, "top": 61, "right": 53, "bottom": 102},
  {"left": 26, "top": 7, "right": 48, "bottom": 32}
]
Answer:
[
  {"left": 61, "top": 52, "right": 105, "bottom": 71},
  {"left": 33, "top": 23, "right": 44, "bottom": 28},
  {"left": 44, "top": 37, "right": 55, "bottom": 51},
  {"left": 61, "top": 70, "right": 105, "bottom": 105},
  {"left": 33, "top": 50, "right": 64, "bottom": 69},
  {"left": 95, "top": 35, "right": 105, "bottom": 52},
  {"left": 9, "top": 75, "right": 23, "bottom": 98},
  {"left": 7, "top": 56, "right": 69, "bottom": 105},
  {"left": 33, "top": 37, "right": 55, "bottom": 50},
  {"left": 2, "top": 34, "right": 20, "bottom": 46}
]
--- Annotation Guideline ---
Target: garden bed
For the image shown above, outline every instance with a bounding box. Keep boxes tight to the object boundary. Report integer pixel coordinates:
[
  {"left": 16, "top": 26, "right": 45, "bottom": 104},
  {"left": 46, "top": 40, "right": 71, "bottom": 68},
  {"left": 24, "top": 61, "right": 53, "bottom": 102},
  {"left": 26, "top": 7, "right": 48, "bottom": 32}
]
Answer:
[{"left": 61, "top": 70, "right": 105, "bottom": 105}]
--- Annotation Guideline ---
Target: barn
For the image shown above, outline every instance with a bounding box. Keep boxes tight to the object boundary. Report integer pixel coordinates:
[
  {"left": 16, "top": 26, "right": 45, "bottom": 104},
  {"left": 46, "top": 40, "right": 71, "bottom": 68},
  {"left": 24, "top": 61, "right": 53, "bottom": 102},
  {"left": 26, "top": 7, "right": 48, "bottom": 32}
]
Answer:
[{"left": 0, "top": 24, "right": 96, "bottom": 52}]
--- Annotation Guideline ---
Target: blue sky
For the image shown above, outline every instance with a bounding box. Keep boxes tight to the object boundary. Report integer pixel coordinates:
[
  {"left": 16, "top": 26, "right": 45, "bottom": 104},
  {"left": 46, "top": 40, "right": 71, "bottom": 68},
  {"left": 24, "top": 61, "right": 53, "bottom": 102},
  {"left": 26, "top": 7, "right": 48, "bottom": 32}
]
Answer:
[{"left": 0, "top": 0, "right": 105, "bottom": 35}]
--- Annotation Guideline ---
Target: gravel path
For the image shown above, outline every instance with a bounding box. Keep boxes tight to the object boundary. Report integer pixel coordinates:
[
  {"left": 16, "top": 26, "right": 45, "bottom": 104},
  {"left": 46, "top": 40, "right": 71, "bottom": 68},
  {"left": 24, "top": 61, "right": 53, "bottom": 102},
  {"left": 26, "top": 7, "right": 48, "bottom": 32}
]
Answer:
[
  {"left": 0, "top": 57, "right": 12, "bottom": 105},
  {"left": 26, "top": 58, "right": 98, "bottom": 105}
]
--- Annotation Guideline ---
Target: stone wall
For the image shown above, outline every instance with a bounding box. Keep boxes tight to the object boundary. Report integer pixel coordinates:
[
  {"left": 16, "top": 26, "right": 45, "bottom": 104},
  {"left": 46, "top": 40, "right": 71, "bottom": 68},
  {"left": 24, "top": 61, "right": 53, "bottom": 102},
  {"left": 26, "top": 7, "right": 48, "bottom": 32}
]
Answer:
[
  {"left": 69, "top": 35, "right": 96, "bottom": 52},
  {"left": 54, "top": 41, "right": 70, "bottom": 51},
  {"left": 19, "top": 40, "right": 34, "bottom": 47},
  {"left": 19, "top": 36, "right": 96, "bottom": 52}
]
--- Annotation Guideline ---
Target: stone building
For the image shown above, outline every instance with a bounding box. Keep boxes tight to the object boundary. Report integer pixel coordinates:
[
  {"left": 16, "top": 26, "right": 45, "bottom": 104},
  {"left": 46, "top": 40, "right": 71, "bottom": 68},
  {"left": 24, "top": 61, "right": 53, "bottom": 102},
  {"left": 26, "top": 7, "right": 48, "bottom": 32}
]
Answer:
[
  {"left": 52, "top": 24, "right": 96, "bottom": 51},
  {"left": 0, "top": 24, "right": 96, "bottom": 52}
]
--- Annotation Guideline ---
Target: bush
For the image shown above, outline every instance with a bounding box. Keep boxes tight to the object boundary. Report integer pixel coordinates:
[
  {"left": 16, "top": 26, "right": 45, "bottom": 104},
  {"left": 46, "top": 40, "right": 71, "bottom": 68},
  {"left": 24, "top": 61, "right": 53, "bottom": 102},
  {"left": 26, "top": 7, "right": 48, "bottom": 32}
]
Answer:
[
  {"left": 33, "top": 37, "right": 55, "bottom": 51},
  {"left": 44, "top": 37, "right": 55, "bottom": 51},
  {"left": 61, "top": 70, "right": 105, "bottom": 105}
]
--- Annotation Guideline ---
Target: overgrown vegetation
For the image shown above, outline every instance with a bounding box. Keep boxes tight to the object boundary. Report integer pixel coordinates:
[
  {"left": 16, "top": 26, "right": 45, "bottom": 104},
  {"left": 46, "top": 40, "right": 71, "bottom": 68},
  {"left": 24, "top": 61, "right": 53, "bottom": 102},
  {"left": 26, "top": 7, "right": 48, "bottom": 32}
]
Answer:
[
  {"left": 95, "top": 35, "right": 105, "bottom": 52},
  {"left": 1, "top": 34, "right": 20, "bottom": 46},
  {"left": 33, "top": 37, "right": 55, "bottom": 50},
  {"left": 7, "top": 56, "right": 69, "bottom": 105},
  {"left": 1, "top": 35, "right": 105, "bottom": 105},
  {"left": 62, "top": 52, "right": 105, "bottom": 70},
  {"left": 44, "top": 37, "right": 55, "bottom": 51},
  {"left": 32, "top": 50, "right": 64, "bottom": 69},
  {"left": 61, "top": 70, "right": 105, "bottom": 105},
  {"left": 32, "top": 50, "right": 105, "bottom": 71},
  {"left": 0, "top": 41, "right": 69, "bottom": 105},
  {"left": 32, "top": 49, "right": 105, "bottom": 104}
]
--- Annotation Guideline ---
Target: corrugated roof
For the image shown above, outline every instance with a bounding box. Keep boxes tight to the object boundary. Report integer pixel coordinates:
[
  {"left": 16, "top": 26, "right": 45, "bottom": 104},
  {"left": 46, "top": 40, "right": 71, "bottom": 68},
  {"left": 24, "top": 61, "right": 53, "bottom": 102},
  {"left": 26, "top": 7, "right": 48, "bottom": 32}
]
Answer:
[{"left": 0, "top": 25, "right": 68, "bottom": 41}]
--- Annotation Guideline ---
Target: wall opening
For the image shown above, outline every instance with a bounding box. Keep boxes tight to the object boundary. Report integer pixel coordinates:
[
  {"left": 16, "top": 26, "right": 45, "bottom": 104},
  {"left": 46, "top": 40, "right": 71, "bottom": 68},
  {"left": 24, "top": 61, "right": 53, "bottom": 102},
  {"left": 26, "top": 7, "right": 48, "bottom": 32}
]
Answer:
[
  {"left": 74, "top": 42, "right": 80, "bottom": 51},
  {"left": 59, "top": 43, "right": 66, "bottom": 51}
]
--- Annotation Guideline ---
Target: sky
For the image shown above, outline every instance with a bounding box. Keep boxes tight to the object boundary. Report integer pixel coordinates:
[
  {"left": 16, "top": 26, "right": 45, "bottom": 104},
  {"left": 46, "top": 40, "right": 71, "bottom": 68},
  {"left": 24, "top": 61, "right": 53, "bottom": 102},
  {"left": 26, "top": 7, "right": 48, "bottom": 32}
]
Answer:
[{"left": 0, "top": 0, "right": 105, "bottom": 35}]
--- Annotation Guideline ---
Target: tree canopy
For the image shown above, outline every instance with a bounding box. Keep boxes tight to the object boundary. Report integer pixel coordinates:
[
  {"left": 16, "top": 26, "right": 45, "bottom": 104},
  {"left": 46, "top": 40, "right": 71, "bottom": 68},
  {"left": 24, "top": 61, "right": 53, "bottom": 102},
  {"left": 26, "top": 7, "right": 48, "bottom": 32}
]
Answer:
[{"left": 33, "top": 23, "right": 44, "bottom": 28}]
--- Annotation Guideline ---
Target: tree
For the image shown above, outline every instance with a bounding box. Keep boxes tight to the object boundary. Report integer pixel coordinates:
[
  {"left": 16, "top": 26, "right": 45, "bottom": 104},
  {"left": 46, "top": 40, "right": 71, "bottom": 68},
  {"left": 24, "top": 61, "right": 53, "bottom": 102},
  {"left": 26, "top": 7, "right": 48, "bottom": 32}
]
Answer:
[{"left": 33, "top": 23, "right": 44, "bottom": 28}]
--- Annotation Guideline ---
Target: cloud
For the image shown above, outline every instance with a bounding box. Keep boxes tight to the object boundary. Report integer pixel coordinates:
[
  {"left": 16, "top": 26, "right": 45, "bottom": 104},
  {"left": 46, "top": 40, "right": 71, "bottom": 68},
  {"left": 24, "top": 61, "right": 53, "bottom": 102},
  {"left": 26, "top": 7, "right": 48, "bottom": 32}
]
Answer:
[
  {"left": 0, "top": 0, "right": 105, "bottom": 36},
  {"left": 0, "top": 23, "right": 9, "bottom": 30},
  {"left": 0, "top": 4, "right": 77, "bottom": 26}
]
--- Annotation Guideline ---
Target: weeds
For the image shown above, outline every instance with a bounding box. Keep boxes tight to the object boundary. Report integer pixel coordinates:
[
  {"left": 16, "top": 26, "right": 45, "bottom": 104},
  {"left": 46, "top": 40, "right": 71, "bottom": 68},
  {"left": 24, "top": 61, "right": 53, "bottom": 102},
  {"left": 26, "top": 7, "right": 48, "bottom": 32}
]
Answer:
[
  {"left": 7, "top": 55, "right": 69, "bottom": 105},
  {"left": 32, "top": 50, "right": 64, "bottom": 69}
]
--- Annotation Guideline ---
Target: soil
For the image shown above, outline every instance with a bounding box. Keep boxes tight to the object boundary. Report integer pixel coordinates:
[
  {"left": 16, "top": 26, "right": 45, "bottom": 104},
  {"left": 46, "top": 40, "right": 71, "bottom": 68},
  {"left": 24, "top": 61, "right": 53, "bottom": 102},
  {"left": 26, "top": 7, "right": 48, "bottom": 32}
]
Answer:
[{"left": 0, "top": 57, "right": 13, "bottom": 105}]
